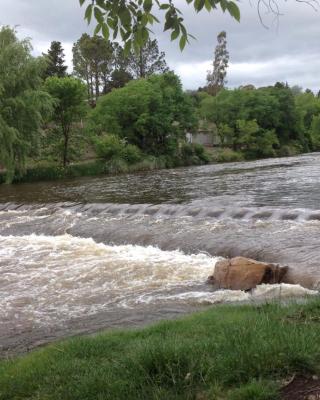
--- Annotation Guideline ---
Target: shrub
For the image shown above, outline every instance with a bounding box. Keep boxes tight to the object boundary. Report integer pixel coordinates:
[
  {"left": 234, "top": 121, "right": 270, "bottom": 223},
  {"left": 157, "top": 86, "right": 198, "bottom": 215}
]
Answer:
[
  {"left": 94, "top": 135, "right": 142, "bottom": 165},
  {"left": 212, "top": 148, "right": 244, "bottom": 163},
  {"left": 180, "top": 143, "right": 194, "bottom": 158},
  {"left": 121, "top": 144, "right": 142, "bottom": 164},
  {"left": 180, "top": 142, "right": 210, "bottom": 164},
  {"left": 94, "top": 135, "right": 125, "bottom": 160},
  {"left": 277, "top": 144, "right": 301, "bottom": 157}
]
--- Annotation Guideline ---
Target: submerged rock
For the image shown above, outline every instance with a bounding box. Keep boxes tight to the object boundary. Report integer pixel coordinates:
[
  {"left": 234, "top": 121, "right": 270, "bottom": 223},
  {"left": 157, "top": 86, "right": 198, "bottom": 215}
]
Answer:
[{"left": 208, "top": 256, "right": 288, "bottom": 291}]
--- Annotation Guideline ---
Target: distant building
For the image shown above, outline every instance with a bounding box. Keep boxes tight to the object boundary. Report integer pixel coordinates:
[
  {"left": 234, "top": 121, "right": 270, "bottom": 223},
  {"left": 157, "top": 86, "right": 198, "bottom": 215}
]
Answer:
[{"left": 187, "top": 121, "right": 221, "bottom": 147}]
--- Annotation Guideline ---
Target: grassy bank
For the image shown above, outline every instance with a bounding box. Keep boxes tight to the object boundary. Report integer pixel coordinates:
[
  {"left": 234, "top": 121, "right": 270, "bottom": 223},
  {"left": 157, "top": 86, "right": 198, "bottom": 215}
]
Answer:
[
  {"left": 0, "top": 151, "right": 209, "bottom": 185},
  {"left": 1, "top": 298, "right": 320, "bottom": 399}
]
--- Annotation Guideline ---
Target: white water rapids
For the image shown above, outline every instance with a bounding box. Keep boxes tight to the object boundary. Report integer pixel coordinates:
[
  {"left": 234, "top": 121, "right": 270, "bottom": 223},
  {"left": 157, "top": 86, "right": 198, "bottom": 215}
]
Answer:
[{"left": 0, "top": 234, "right": 317, "bottom": 334}]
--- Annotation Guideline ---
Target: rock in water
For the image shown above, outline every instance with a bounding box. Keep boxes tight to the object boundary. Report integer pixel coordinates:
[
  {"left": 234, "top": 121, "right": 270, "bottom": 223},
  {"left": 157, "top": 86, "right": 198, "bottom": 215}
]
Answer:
[{"left": 208, "top": 256, "right": 288, "bottom": 290}]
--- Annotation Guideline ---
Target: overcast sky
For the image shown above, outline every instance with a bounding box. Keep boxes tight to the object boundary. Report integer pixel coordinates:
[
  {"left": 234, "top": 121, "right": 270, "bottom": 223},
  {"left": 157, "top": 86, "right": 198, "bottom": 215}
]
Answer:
[{"left": 1, "top": 0, "right": 319, "bottom": 90}]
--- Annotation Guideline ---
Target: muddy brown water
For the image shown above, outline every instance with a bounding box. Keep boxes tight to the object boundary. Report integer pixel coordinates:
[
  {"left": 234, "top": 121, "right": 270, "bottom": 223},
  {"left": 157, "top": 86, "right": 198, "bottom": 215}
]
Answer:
[{"left": 1, "top": 154, "right": 320, "bottom": 356}]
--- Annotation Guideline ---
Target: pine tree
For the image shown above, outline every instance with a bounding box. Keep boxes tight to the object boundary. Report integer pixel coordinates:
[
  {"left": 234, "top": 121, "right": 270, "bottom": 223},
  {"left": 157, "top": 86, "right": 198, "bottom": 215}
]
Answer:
[
  {"left": 43, "top": 41, "right": 68, "bottom": 79},
  {"left": 128, "top": 39, "right": 169, "bottom": 79},
  {"left": 206, "top": 31, "right": 229, "bottom": 96}
]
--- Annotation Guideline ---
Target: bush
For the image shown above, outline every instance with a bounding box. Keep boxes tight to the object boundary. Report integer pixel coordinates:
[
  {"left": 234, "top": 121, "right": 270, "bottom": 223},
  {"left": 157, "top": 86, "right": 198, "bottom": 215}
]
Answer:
[
  {"left": 94, "top": 135, "right": 142, "bottom": 165},
  {"left": 94, "top": 135, "right": 125, "bottom": 160},
  {"left": 180, "top": 142, "right": 210, "bottom": 164},
  {"left": 212, "top": 148, "right": 245, "bottom": 163},
  {"left": 105, "top": 158, "right": 129, "bottom": 174},
  {"left": 180, "top": 142, "right": 194, "bottom": 158},
  {"left": 277, "top": 144, "right": 301, "bottom": 157},
  {"left": 121, "top": 144, "right": 142, "bottom": 164}
]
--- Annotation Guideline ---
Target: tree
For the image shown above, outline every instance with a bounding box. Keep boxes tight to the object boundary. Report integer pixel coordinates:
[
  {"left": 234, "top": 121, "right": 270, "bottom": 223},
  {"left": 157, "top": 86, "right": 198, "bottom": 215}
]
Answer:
[
  {"left": 310, "top": 115, "right": 320, "bottom": 149},
  {"left": 43, "top": 41, "right": 68, "bottom": 79},
  {"left": 109, "top": 69, "right": 133, "bottom": 90},
  {"left": 44, "top": 77, "right": 87, "bottom": 166},
  {"left": 198, "top": 84, "right": 311, "bottom": 156},
  {"left": 128, "top": 39, "right": 169, "bottom": 79},
  {"left": 88, "top": 72, "right": 197, "bottom": 155},
  {"left": 206, "top": 31, "right": 229, "bottom": 96},
  {"left": 72, "top": 34, "right": 114, "bottom": 105},
  {"left": 0, "top": 26, "right": 53, "bottom": 182}
]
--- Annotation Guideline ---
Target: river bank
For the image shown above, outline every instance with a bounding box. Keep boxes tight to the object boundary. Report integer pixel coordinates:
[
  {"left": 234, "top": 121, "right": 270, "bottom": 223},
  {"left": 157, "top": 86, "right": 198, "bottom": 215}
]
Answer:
[
  {"left": 1, "top": 297, "right": 320, "bottom": 400},
  {"left": 0, "top": 145, "right": 210, "bottom": 185},
  {"left": 0, "top": 146, "right": 306, "bottom": 186}
]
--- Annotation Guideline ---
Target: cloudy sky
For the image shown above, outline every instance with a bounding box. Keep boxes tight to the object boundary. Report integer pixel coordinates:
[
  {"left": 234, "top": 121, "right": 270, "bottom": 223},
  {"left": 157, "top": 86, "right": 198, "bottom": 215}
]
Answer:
[{"left": 0, "top": 0, "right": 319, "bottom": 90}]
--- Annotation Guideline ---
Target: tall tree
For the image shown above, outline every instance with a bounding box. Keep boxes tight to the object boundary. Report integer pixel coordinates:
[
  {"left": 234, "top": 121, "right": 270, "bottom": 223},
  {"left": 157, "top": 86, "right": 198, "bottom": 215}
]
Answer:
[
  {"left": 128, "top": 39, "right": 169, "bottom": 79},
  {"left": 72, "top": 34, "right": 114, "bottom": 105},
  {"left": 206, "top": 31, "right": 229, "bottom": 96},
  {"left": 43, "top": 41, "right": 68, "bottom": 79},
  {"left": 0, "top": 26, "right": 53, "bottom": 182},
  {"left": 44, "top": 77, "right": 87, "bottom": 166}
]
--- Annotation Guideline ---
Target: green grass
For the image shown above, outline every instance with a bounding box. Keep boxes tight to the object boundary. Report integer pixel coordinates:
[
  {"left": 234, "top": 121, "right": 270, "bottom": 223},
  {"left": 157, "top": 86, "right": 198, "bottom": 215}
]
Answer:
[
  {"left": 0, "top": 152, "right": 209, "bottom": 185},
  {"left": 1, "top": 298, "right": 320, "bottom": 399}
]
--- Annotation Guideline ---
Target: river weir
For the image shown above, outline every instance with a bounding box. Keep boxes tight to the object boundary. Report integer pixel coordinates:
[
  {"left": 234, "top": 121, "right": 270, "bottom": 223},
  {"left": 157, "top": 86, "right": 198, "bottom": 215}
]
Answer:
[{"left": 1, "top": 153, "right": 320, "bottom": 356}]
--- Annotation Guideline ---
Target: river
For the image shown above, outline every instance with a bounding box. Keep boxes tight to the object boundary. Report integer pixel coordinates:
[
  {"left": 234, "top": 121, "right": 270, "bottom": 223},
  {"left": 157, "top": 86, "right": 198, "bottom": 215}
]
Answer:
[{"left": 1, "top": 153, "right": 320, "bottom": 356}]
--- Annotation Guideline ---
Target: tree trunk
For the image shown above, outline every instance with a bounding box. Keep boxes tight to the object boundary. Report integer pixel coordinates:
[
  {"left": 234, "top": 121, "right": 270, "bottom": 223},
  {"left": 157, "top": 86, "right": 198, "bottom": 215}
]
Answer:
[
  {"left": 63, "top": 130, "right": 69, "bottom": 167},
  {"left": 95, "top": 68, "right": 99, "bottom": 99},
  {"left": 139, "top": 49, "right": 144, "bottom": 78}
]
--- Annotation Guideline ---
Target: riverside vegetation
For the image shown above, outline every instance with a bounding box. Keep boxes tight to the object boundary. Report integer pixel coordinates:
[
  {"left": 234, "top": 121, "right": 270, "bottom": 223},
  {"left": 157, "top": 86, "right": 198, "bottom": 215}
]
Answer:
[
  {"left": 1, "top": 298, "right": 320, "bottom": 399},
  {"left": 2, "top": 26, "right": 320, "bottom": 183}
]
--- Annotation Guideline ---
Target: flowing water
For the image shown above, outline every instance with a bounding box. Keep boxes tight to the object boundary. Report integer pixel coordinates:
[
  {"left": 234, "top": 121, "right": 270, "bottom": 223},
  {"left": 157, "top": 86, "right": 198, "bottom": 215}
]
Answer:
[{"left": 1, "top": 153, "right": 320, "bottom": 356}]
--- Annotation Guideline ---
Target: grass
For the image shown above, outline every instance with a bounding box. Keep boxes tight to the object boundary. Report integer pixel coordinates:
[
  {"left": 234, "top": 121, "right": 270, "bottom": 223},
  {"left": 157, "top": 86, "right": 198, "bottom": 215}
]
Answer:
[
  {"left": 1, "top": 298, "right": 320, "bottom": 399},
  {"left": 0, "top": 152, "right": 209, "bottom": 184}
]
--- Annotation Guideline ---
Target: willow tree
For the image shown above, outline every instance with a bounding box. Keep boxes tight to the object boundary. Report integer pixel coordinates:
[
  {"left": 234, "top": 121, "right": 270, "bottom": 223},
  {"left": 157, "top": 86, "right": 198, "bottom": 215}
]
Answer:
[{"left": 0, "top": 27, "right": 53, "bottom": 183}]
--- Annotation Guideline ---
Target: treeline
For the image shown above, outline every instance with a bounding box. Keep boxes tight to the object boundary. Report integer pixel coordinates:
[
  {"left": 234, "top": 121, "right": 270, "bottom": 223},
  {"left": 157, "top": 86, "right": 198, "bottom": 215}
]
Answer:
[
  {"left": 44, "top": 34, "right": 169, "bottom": 106},
  {"left": 192, "top": 83, "right": 320, "bottom": 161},
  {"left": 1, "top": 25, "right": 320, "bottom": 184},
  {"left": 0, "top": 26, "right": 207, "bottom": 184}
]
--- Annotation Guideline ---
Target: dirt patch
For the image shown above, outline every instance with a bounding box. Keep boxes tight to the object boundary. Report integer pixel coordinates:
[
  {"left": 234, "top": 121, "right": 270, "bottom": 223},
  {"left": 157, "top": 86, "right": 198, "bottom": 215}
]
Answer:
[{"left": 281, "top": 375, "right": 320, "bottom": 400}]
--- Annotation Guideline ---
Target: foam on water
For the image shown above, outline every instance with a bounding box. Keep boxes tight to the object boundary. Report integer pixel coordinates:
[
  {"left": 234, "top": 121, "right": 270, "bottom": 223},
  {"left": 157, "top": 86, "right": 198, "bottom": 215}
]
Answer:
[
  {"left": 0, "top": 234, "right": 220, "bottom": 328},
  {"left": 136, "top": 284, "right": 318, "bottom": 306},
  {"left": 0, "top": 234, "right": 318, "bottom": 333}
]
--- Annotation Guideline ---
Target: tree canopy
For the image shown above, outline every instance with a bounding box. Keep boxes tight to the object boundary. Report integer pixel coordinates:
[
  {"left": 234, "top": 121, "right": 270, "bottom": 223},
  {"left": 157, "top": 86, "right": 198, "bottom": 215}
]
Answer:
[
  {"left": 0, "top": 26, "right": 53, "bottom": 182},
  {"left": 44, "top": 77, "right": 87, "bottom": 166},
  {"left": 89, "top": 72, "right": 197, "bottom": 155}
]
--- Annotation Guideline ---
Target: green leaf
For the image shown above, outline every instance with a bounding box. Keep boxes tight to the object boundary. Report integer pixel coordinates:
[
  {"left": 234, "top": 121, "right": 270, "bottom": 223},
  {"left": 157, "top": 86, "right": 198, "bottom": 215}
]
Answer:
[
  {"left": 119, "top": 8, "right": 131, "bottom": 26},
  {"left": 194, "top": 0, "right": 205, "bottom": 12},
  {"left": 101, "top": 23, "right": 110, "bottom": 39},
  {"left": 79, "top": 0, "right": 86, "bottom": 6},
  {"left": 171, "top": 29, "right": 180, "bottom": 41},
  {"left": 226, "top": 0, "right": 240, "bottom": 20},
  {"left": 159, "top": 3, "right": 170, "bottom": 9},
  {"left": 204, "top": 0, "right": 212, "bottom": 11},
  {"left": 84, "top": 4, "right": 93, "bottom": 24},
  {"left": 94, "top": 7, "right": 104, "bottom": 25},
  {"left": 85, "top": 4, "right": 93, "bottom": 24},
  {"left": 220, "top": 0, "right": 227, "bottom": 12},
  {"left": 143, "top": 0, "right": 153, "bottom": 12},
  {"left": 94, "top": 23, "right": 102, "bottom": 35},
  {"left": 179, "top": 35, "right": 187, "bottom": 50}
]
